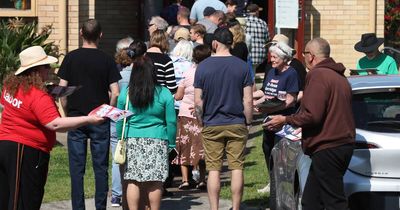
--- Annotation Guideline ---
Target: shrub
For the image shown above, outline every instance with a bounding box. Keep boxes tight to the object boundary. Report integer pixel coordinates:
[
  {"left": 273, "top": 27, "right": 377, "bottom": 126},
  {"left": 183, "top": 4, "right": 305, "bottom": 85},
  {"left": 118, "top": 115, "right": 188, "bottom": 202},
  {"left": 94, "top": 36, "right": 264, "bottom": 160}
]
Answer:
[
  {"left": 0, "top": 18, "right": 59, "bottom": 89},
  {"left": 385, "top": 0, "right": 400, "bottom": 48}
]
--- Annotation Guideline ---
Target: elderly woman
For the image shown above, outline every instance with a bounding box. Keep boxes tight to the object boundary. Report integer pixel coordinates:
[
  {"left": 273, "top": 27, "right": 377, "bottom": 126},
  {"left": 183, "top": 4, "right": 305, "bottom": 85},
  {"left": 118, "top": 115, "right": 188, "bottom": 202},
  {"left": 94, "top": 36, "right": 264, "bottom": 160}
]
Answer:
[
  {"left": 169, "top": 40, "right": 194, "bottom": 189},
  {"left": 148, "top": 16, "right": 169, "bottom": 35},
  {"left": 116, "top": 56, "right": 176, "bottom": 210},
  {"left": 253, "top": 41, "right": 299, "bottom": 194},
  {"left": 253, "top": 42, "right": 299, "bottom": 114},
  {"left": 0, "top": 46, "right": 104, "bottom": 210}
]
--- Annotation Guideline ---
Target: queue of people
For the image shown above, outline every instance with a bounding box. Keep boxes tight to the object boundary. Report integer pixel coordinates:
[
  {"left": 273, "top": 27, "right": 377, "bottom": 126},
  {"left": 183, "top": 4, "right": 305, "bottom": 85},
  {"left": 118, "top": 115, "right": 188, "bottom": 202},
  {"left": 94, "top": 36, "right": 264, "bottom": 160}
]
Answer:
[{"left": 0, "top": 1, "right": 399, "bottom": 210}]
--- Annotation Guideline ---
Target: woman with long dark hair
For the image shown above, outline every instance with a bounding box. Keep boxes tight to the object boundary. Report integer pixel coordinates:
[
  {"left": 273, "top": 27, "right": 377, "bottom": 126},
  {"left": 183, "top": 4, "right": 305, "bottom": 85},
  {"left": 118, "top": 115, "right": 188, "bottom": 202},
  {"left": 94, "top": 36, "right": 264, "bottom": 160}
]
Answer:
[{"left": 116, "top": 56, "right": 176, "bottom": 210}]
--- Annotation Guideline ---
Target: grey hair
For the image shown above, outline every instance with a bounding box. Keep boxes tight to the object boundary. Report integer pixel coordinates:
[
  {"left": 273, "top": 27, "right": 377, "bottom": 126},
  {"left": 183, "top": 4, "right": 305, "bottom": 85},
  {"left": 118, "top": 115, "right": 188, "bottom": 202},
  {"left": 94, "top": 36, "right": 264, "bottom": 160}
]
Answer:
[
  {"left": 171, "top": 40, "right": 193, "bottom": 61},
  {"left": 269, "top": 41, "right": 293, "bottom": 62},
  {"left": 308, "top": 37, "right": 330, "bottom": 58},
  {"left": 150, "top": 16, "right": 169, "bottom": 31},
  {"left": 116, "top": 36, "right": 134, "bottom": 52}
]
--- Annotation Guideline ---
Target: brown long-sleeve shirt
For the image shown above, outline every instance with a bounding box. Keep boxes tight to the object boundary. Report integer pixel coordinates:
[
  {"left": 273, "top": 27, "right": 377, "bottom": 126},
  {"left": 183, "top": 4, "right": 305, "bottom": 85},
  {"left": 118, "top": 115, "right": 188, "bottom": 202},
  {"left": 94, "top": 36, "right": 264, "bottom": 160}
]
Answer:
[{"left": 286, "top": 58, "right": 355, "bottom": 155}]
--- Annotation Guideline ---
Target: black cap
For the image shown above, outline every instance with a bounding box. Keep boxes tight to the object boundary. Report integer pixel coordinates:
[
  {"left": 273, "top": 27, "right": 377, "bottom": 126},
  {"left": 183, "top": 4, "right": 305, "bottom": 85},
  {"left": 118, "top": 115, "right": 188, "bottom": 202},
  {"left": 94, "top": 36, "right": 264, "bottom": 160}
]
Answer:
[
  {"left": 213, "top": 27, "right": 233, "bottom": 45},
  {"left": 203, "top": 7, "right": 216, "bottom": 16}
]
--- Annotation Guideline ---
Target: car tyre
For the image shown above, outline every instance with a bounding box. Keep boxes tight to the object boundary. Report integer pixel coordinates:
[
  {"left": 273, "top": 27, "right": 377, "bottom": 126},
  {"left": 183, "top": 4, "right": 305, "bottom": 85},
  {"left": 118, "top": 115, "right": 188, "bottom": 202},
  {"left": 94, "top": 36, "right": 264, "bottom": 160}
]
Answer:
[{"left": 269, "top": 169, "right": 277, "bottom": 210}]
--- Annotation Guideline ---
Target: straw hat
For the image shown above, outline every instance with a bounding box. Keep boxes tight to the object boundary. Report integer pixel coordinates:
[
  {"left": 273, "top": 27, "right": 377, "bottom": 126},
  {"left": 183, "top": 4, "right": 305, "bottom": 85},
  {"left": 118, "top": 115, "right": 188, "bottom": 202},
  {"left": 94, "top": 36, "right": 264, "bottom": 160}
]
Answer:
[
  {"left": 265, "top": 34, "right": 289, "bottom": 47},
  {"left": 15, "top": 46, "right": 58, "bottom": 75}
]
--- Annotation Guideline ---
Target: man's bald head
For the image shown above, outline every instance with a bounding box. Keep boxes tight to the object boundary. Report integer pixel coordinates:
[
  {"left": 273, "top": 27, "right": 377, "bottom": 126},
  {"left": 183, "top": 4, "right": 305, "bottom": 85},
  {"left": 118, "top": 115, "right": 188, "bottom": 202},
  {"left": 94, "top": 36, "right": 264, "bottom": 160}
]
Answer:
[{"left": 306, "top": 37, "right": 330, "bottom": 58}]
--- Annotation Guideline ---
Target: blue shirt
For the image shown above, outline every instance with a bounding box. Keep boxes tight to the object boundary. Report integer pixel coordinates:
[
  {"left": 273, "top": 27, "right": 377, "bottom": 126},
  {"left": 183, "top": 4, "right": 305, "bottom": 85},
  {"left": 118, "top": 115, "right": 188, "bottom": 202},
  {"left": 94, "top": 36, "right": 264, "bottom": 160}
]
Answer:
[
  {"left": 263, "top": 66, "right": 299, "bottom": 115},
  {"left": 263, "top": 67, "right": 299, "bottom": 97},
  {"left": 194, "top": 56, "right": 253, "bottom": 126},
  {"left": 189, "top": 0, "right": 227, "bottom": 21},
  {"left": 119, "top": 65, "right": 132, "bottom": 91}
]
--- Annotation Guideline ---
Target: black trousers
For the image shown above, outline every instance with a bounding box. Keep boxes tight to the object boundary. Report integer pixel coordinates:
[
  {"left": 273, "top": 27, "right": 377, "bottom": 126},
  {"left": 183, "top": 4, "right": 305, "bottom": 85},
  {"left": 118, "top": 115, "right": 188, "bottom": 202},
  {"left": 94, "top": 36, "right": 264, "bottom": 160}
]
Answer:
[
  {"left": 262, "top": 129, "right": 277, "bottom": 171},
  {"left": 302, "top": 144, "right": 354, "bottom": 210},
  {"left": 0, "top": 140, "right": 49, "bottom": 210}
]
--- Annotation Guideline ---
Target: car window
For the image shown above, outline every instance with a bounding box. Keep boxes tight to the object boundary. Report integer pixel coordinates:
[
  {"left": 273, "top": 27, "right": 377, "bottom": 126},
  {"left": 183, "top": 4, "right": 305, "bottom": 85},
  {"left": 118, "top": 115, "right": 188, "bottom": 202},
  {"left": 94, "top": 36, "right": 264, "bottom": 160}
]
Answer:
[{"left": 352, "top": 90, "right": 400, "bottom": 133}]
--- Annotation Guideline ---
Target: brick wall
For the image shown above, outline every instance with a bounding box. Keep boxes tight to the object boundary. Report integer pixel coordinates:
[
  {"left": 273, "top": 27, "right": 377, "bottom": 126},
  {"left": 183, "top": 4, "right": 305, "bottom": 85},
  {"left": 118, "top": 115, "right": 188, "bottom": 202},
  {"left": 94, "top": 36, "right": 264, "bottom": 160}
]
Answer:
[
  {"left": 304, "top": 0, "right": 384, "bottom": 71},
  {"left": 36, "top": 0, "right": 140, "bottom": 56},
  {"left": 37, "top": 0, "right": 60, "bottom": 49},
  {"left": 94, "top": 0, "right": 141, "bottom": 55}
]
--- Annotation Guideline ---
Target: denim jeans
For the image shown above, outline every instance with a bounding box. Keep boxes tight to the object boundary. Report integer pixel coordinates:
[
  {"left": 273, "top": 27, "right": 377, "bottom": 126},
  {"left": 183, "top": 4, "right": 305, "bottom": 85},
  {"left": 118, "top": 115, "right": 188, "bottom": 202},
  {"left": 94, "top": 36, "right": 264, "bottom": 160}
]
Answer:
[
  {"left": 109, "top": 121, "right": 122, "bottom": 198},
  {"left": 68, "top": 121, "right": 110, "bottom": 210}
]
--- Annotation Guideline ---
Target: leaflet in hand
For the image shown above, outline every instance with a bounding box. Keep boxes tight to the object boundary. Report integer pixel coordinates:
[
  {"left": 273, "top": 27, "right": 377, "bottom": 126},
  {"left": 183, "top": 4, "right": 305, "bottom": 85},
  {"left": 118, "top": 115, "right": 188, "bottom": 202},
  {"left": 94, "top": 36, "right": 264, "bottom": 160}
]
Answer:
[
  {"left": 276, "top": 124, "right": 302, "bottom": 141},
  {"left": 89, "top": 104, "right": 133, "bottom": 122},
  {"left": 47, "top": 84, "right": 81, "bottom": 99}
]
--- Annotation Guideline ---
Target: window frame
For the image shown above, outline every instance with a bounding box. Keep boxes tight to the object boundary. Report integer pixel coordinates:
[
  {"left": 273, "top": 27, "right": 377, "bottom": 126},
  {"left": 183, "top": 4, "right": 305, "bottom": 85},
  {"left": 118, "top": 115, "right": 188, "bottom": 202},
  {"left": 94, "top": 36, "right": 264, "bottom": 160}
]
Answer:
[{"left": 0, "top": 0, "right": 36, "bottom": 17}]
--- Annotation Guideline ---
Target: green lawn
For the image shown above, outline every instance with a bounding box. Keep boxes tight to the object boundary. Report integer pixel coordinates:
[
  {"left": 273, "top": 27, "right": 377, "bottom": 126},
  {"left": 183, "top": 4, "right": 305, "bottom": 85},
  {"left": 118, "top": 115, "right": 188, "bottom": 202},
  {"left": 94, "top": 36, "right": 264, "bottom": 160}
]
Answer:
[
  {"left": 43, "top": 145, "right": 98, "bottom": 203},
  {"left": 43, "top": 131, "right": 270, "bottom": 208},
  {"left": 220, "top": 134, "right": 270, "bottom": 209}
]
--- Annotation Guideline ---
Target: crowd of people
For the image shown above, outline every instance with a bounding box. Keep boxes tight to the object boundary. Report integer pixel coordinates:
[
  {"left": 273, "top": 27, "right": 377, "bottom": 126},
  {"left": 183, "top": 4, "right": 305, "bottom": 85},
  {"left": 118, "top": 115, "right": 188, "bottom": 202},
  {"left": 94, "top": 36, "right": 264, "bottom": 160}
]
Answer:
[{"left": 0, "top": 1, "right": 399, "bottom": 210}]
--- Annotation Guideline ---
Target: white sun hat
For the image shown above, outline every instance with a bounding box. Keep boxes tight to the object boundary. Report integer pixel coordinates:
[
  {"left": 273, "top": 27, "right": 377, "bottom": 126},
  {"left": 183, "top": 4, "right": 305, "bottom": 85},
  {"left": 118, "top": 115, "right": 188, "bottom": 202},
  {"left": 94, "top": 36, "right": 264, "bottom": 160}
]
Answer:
[{"left": 15, "top": 46, "right": 58, "bottom": 75}]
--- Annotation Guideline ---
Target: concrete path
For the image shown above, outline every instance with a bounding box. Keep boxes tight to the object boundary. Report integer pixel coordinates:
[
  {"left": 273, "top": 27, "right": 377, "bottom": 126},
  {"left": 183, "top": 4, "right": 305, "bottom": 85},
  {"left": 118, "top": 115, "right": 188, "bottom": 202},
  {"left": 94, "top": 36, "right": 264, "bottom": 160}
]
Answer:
[{"left": 41, "top": 110, "right": 268, "bottom": 210}]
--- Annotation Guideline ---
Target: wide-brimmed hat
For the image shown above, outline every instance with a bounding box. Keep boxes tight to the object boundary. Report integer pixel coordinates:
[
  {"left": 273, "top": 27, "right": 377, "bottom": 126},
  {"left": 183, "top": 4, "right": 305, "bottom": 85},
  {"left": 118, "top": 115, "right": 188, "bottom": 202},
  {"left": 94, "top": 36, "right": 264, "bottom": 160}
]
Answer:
[
  {"left": 354, "top": 33, "right": 384, "bottom": 53},
  {"left": 247, "top": 4, "right": 263, "bottom": 13},
  {"left": 265, "top": 34, "right": 289, "bottom": 47},
  {"left": 15, "top": 46, "right": 58, "bottom": 75}
]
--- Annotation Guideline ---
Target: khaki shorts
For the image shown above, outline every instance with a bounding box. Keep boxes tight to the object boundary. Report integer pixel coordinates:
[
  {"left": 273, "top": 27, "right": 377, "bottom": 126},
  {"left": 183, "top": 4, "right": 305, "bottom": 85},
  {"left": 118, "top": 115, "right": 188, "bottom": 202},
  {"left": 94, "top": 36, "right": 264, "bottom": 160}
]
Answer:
[{"left": 201, "top": 124, "right": 248, "bottom": 171}]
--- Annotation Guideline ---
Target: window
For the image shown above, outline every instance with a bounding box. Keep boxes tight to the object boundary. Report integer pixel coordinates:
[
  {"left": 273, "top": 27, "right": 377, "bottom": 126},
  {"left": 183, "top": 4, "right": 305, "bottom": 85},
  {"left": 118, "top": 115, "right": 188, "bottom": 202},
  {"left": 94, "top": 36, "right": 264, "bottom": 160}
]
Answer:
[
  {"left": 0, "top": 0, "right": 36, "bottom": 17},
  {"left": 352, "top": 89, "right": 400, "bottom": 133}
]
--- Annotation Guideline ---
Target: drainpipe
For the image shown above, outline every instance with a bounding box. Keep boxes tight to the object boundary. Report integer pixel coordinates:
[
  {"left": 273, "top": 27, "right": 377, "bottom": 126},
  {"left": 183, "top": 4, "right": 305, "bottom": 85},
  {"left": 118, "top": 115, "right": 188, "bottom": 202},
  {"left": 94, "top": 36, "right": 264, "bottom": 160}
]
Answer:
[
  {"left": 59, "top": 0, "right": 67, "bottom": 55},
  {"left": 369, "top": 0, "right": 376, "bottom": 33},
  {"left": 57, "top": 0, "right": 67, "bottom": 117}
]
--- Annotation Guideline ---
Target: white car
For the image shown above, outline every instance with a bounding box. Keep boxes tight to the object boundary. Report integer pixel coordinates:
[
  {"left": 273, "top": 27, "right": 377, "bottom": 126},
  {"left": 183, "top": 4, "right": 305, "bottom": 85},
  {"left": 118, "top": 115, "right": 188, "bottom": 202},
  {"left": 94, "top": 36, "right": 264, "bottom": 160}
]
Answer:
[{"left": 269, "top": 75, "right": 400, "bottom": 210}]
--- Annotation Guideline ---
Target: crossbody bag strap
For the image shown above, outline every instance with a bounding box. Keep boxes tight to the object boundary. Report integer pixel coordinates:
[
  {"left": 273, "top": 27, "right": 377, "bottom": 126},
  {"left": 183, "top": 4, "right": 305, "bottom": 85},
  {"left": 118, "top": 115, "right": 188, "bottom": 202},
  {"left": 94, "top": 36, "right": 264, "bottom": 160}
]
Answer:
[{"left": 120, "top": 91, "right": 129, "bottom": 141}]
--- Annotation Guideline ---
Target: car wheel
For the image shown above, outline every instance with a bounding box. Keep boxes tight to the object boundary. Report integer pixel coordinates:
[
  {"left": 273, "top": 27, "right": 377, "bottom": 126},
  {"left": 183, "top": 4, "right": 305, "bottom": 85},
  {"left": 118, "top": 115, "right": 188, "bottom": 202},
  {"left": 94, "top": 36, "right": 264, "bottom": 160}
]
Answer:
[
  {"left": 294, "top": 185, "right": 302, "bottom": 210},
  {"left": 269, "top": 169, "right": 277, "bottom": 210}
]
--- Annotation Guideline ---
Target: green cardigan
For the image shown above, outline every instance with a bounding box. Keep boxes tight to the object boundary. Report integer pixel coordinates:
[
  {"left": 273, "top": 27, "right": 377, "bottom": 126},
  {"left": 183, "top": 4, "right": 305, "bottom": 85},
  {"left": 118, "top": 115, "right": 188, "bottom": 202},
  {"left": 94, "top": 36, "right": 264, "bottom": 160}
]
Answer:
[{"left": 116, "top": 86, "right": 177, "bottom": 148}]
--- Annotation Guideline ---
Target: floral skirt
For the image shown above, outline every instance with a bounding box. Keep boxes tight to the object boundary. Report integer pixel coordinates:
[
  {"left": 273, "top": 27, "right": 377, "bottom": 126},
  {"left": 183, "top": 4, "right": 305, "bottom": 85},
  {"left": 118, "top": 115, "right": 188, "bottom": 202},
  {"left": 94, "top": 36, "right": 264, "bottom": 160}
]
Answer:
[
  {"left": 124, "top": 137, "right": 168, "bottom": 182},
  {"left": 172, "top": 117, "right": 204, "bottom": 166}
]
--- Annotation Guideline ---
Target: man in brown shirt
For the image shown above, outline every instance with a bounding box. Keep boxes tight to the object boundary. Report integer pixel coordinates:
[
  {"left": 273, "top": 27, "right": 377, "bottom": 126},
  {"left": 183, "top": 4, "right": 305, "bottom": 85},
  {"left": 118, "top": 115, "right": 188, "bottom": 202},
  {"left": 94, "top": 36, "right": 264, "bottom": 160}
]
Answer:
[{"left": 265, "top": 37, "right": 355, "bottom": 210}]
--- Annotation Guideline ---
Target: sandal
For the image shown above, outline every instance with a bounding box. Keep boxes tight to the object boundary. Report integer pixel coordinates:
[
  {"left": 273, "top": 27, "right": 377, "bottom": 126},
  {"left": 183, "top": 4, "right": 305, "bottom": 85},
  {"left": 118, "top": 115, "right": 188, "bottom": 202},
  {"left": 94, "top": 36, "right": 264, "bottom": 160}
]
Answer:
[
  {"left": 196, "top": 181, "right": 207, "bottom": 190},
  {"left": 178, "top": 181, "right": 190, "bottom": 190}
]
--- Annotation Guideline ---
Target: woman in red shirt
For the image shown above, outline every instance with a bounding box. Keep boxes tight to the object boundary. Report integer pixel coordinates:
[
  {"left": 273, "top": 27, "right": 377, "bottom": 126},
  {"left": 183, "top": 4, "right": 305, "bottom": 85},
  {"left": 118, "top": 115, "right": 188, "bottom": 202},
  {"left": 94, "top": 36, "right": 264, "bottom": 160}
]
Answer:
[{"left": 0, "top": 46, "right": 104, "bottom": 210}]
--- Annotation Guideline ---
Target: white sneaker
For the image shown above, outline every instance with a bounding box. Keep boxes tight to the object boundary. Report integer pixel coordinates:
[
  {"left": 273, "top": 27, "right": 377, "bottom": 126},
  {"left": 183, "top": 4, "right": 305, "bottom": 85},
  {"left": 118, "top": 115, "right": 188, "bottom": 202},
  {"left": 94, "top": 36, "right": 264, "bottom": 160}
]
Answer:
[{"left": 257, "top": 183, "right": 270, "bottom": 193}]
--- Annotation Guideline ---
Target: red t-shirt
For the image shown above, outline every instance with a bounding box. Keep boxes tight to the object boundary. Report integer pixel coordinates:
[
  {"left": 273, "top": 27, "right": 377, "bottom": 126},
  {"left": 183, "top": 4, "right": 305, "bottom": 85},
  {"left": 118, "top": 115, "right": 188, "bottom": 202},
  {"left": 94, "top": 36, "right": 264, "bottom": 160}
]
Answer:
[{"left": 0, "top": 87, "right": 60, "bottom": 153}]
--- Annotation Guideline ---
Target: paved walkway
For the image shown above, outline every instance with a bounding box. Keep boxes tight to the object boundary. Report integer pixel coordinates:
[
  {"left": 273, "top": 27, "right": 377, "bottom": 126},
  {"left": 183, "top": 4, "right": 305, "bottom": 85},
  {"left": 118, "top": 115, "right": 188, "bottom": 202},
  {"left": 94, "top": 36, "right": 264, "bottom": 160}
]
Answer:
[{"left": 40, "top": 85, "right": 268, "bottom": 210}]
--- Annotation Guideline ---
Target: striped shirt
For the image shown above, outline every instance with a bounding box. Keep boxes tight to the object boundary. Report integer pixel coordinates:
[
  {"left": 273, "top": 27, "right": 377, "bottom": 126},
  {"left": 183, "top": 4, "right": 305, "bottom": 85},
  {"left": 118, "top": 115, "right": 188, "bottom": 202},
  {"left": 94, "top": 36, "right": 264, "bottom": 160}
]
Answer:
[{"left": 146, "top": 52, "right": 177, "bottom": 94}]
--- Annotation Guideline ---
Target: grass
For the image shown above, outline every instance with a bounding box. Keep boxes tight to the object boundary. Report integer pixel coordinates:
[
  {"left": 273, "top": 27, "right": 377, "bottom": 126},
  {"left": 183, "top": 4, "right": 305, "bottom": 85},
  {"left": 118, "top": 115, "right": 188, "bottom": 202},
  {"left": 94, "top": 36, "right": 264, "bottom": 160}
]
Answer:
[
  {"left": 43, "top": 127, "right": 269, "bottom": 208},
  {"left": 43, "top": 145, "right": 99, "bottom": 203},
  {"left": 220, "top": 133, "right": 270, "bottom": 209}
]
